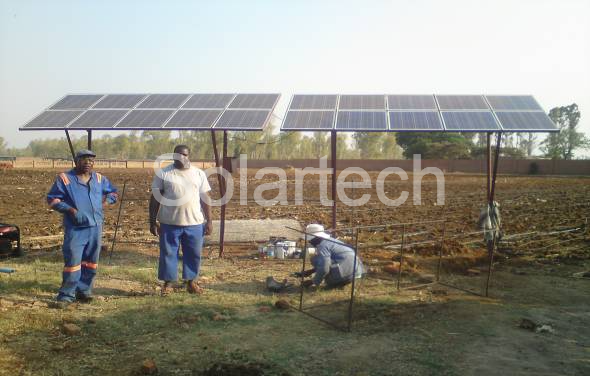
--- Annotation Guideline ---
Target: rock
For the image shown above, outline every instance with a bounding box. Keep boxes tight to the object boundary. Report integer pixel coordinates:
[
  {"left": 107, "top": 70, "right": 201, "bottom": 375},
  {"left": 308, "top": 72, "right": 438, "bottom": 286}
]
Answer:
[
  {"left": 180, "top": 323, "right": 190, "bottom": 330},
  {"left": 258, "top": 306, "right": 272, "bottom": 313},
  {"left": 519, "top": 318, "right": 537, "bottom": 331},
  {"left": 535, "top": 324, "right": 555, "bottom": 334},
  {"left": 141, "top": 359, "right": 158, "bottom": 374},
  {"left": 94, "top": 296, "right": 106, "bottom": 302},
  {"left": 62, "top": 323, "right": 81, "bottom": 336},
  {"left": 572, "top": 271, "right": 590, "bottom": 279},
  {"left": 274, "top": 299, "right": 290, "bottom": 310}
]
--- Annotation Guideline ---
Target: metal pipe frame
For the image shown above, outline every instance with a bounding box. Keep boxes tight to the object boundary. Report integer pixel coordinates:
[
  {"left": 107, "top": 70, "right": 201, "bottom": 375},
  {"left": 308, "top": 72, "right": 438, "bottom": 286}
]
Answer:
[
  {"left": 331, "top": 130, "right": 337, "bottom": 233},
  {"left": 64, "top": 130, "right": 75, "bottom": 160},
  {"left": 219, "top": 130, "right": 228, "bottom": 257}
]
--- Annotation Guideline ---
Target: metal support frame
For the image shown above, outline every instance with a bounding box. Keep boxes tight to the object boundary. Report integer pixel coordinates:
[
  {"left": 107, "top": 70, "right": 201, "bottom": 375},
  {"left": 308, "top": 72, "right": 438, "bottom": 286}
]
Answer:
[
  {"left": 331, "top": 130, "right": 337, "bottom": 233},
  {"left": 64, "top": 130, "right": 75, "bottom": 160},
  {"left": 219, "top": 131, "right": 228, "bottom": 257},
  {"left": 87, "top": 129, "right": 92, "bottom": 150},
  {"left": 484, "top": 132, "right": 502, "bottom": 296},
  {"left": 211, "top": 130, "right": 227, "bottom": 257}
]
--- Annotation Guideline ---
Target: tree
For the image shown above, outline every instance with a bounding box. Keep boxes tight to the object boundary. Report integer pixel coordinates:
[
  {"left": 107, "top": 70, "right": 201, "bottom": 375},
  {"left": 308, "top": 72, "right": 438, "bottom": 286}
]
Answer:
[
  {"left": 396, "top": 132, "right": 472, "bottom": 159},
  {"left": 542, "top": 104, "right": 589, "bottom": 159},
  {"left": 353, "top": 132, "right": 383, "bottom": 159},
  {"left": 0, "top": 137, "right": 7, "bottom": 154}
]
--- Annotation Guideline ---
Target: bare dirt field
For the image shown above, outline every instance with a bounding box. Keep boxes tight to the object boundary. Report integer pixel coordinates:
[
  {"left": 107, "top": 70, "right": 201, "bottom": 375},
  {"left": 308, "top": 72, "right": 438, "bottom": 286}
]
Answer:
[{"left": 0, "top": 168, "right": 589, "bottom": 375}]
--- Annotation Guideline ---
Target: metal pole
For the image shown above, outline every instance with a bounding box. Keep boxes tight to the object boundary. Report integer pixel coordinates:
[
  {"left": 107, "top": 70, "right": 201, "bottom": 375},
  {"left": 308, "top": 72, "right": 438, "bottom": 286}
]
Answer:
[
  {"left": 108, "top": 181, "right": 127, "bottom": 264},
  {"left": 299, "top": 234, "right": 308, "bottom": 310},
  {"left": 331, "top": 130, "right": 337, "bottom": 233},
  {"left": 397, "top": 224, "right": 406, "bottom": 290},
  {"left": 219, "top": 130, "right": 228, "bottom": 257},
  {"left": 485, "top": 132, "right": 502, "bottom": 297},
  {"left": 347, "top": 227, "right": 360, "bottom": 332},
  {"left": 65, "top": 130, "right": 75, "bottom": 160},
  {"left": 487, "top": 132, "right": 492, "bottom": 202},
  {"left": 87, "top": 129, "right": 92, "bottom": 150}
]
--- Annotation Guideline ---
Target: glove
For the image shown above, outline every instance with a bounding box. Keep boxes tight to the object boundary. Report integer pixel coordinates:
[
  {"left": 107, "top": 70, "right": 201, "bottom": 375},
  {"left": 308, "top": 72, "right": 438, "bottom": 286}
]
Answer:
[
  {"left": 105, "top": 193, "right": 117, "bottom": 204},
  {"left": 72, "top": 211, "right": 90, "bottom": 226}
]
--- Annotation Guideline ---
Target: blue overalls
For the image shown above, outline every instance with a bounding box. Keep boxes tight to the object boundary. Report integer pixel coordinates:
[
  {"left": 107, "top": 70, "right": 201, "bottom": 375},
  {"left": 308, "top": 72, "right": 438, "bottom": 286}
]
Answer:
[{"left": 47, "top": 170, "right": 118, "bottom": 302}]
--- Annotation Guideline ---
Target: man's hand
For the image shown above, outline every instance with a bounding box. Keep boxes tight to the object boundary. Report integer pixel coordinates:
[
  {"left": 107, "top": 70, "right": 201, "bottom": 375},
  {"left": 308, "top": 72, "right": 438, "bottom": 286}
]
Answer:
[
  {"left": 205, "top": 221, "right": 213, "bottom": 236},
  {"left": 68, "top": 208, "right": 78, "bottom": 216},
  {"left": 150, "top": 222, "right": 160, "bottom": 236}
]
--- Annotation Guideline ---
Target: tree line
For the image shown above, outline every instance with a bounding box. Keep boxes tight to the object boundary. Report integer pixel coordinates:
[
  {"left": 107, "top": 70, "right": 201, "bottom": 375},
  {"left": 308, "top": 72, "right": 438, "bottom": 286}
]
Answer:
[{"left": 1, "top": 104, "right": 587, "bottom": 160}]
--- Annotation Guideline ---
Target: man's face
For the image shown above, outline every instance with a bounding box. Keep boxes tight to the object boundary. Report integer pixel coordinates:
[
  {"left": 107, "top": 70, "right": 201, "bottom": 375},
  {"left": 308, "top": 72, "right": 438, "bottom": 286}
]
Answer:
[
  {"left": 174, "top": 148, "right": 190, "bottom": 169},
  {"left": 76, "top": 156, "right": 95, "bottom": 173}
]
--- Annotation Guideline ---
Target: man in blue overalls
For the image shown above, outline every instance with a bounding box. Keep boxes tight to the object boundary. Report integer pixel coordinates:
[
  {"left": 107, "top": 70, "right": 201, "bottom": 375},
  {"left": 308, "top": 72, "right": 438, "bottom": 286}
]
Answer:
[{"left": 47, "top": 150, "right": 118, "bottom": 306}]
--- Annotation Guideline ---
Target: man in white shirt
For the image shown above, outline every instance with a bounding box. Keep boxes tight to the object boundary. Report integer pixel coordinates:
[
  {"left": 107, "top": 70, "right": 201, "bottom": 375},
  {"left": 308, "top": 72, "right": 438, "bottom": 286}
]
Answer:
[{"left": 149, "top": 145, "right": 213, "bottom": 296}]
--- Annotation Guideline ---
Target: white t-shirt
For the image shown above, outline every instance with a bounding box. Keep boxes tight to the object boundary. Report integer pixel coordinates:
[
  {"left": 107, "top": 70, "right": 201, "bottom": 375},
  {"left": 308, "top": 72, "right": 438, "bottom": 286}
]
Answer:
[{"left": 151, "top": 165, "right": 211, "bottom": 226}]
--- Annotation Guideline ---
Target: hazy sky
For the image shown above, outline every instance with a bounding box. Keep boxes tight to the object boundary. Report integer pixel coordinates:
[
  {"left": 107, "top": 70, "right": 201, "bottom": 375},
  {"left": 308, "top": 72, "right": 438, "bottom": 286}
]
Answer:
[{"left": 1, "top": 0, "right": 589, "bottom": 150}]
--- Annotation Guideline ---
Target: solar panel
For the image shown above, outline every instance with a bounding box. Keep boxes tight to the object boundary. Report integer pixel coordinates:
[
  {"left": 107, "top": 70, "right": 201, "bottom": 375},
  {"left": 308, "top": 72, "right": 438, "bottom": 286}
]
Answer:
[
  {"left": 164, "top": 110, "right": 223, "bottom": 129},
  {"left": 441, "top": 111, "right": 500, "bottom": 131},
  {"left": 22, "top": 110, "right": 84, "bottom": 129},
  {"left": 495, "top": 111, "right": 557, "bottom": 132},
  {"left": 387, "top": 95, "right": 437, "bottom": 110},
  {"left": 50, "top": 95, "right": 104, "bottom": 110},
  {"left": 92, "top": 94, "right": 147, "bottom": 109},
  {"left": 485, "top": 95, "right": 543, "bottom": 111},
  {"left": 282, "top": 111, "right": 335, "bottom": 130},
  {"left": 338, "top": 95, "right": 385, "bottom": 110},
  {"left": 138, "top": 94, "right": 190, "bottom": 109},
  {"left": 69, "top": 110, "right": 129, "bottom": 129},
  {"left": 336, "top": 111, "right": 387, "bottom": 131},
  {"left": 182, "top": 94, "right": 235, "bottom": 109},
  {"left": 389, "top": 112, "right": 443, "bottom": 131},
  {"left": 289, "top": 95, "right": 338, "bottom": 110},
  {"left": 115, "top": 110, "right": 174, "bottom": 128},
  {"left": 436, "top": 95, "right": 489, "bottom": 110},
  {"left": 214, "top": 110, "right": 271, "bottom": 130},
  {"left": 228, "top": 94, "right": 279, "bottom": 109}
]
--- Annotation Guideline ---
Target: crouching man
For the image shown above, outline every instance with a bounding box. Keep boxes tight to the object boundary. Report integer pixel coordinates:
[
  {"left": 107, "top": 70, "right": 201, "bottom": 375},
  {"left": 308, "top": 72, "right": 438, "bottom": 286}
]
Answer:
[
  {"left": 298, "top": 224, "right": 363, "bottom": 289},
  {"left": 47, "top": 150, "right": 118, "bottom": 306}
]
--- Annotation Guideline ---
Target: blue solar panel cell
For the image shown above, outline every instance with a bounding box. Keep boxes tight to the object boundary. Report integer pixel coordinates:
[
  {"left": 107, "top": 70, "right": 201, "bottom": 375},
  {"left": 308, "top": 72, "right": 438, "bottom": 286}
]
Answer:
[
  {"left": 182, "top": 94, "right": 235, "bottom": 109},
  {"left": 289, "top": 95, "right": 338, "bottom": 110},
  {"left": 22, "top": 110, "right": 84, "bottom": 129},
  {"left": 336, "top": 111, "right": 387, "bottom": 131},
  {"left": 389, "top": 112, "right": 443, "bottom": 131},
  {"left": 115, "top": 110, "right": 174, "bottom": 128},
  {"left": 387, "top": 95, "right": 437, "bottom": 110},
  {"left": 441, "top": 111, "right": 500, "bottom": 131},
  {"left": 338, "top": 95, "right": 385, "bottom": 110},
  {"left": 93, "top": 94, "right": 147, "bottom": 109},
  {"left": 282, "top": 111, "right": 335, "bottom": 130},
  {"left": 164, "top": 110, "right": 222, "bottom": 129},
  {"left": 214, "top": 110, "right": 271, "bottom": 129},
  {"left": 436, "top": 95, "right": 489, "bottom": 110},
  {"left": 69, "top": 110, "right": 129, "bottom": 129},
  {"left": 485, "top": 95, "right": 543, "bottom": 111},
  {"left": 228, "top": 94, "right": 279, "bottom": 109},
  {"left": 495, "top": 111, "right": 557, "bottom": 131},
  {"left": 138, "top": 94, "right": 190, "bottom": 108},
  {"left": 50, "top": 95, "right": 104, "bottom": 110}
]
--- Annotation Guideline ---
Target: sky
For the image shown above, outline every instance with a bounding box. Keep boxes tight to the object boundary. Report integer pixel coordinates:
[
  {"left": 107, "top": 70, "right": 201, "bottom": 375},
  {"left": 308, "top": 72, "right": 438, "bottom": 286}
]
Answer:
[{"left": 1, "top": 0, "right": 589, "bottom": 153}]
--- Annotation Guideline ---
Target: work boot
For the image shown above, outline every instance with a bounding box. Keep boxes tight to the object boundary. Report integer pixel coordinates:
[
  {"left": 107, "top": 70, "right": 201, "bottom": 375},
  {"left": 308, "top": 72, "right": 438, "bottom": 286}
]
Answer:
[
  {"left": 187, "top": 280, "right": 203, "bottom": 295},
  {"left": 161, "top": 281, "right": 172, "bottom": 297},
  {"left": 76, "top": 291, "right": 93, "bottom": 303},
  {"left": 50, "top": 299, "right": 74, "bottom": 309}
]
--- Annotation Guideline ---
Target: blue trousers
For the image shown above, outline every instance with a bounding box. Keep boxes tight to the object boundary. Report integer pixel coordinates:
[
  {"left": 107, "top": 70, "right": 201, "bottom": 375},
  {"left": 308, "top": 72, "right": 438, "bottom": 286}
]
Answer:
[
  {"left": 158, "top": 223, "right": 203, "bottom": 281},
  {"left": 58, "top": 226, "right": 101, "bottom": 302}
]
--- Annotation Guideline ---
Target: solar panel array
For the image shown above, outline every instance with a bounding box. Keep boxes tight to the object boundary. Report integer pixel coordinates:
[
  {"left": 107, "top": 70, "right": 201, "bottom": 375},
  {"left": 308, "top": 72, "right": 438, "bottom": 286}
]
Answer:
[
  {"left": 280, "top": 94, "right": 557, "bottom": 132},
  {"left": 21, "top": 93, "right": 280, "bottom": 131}
]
